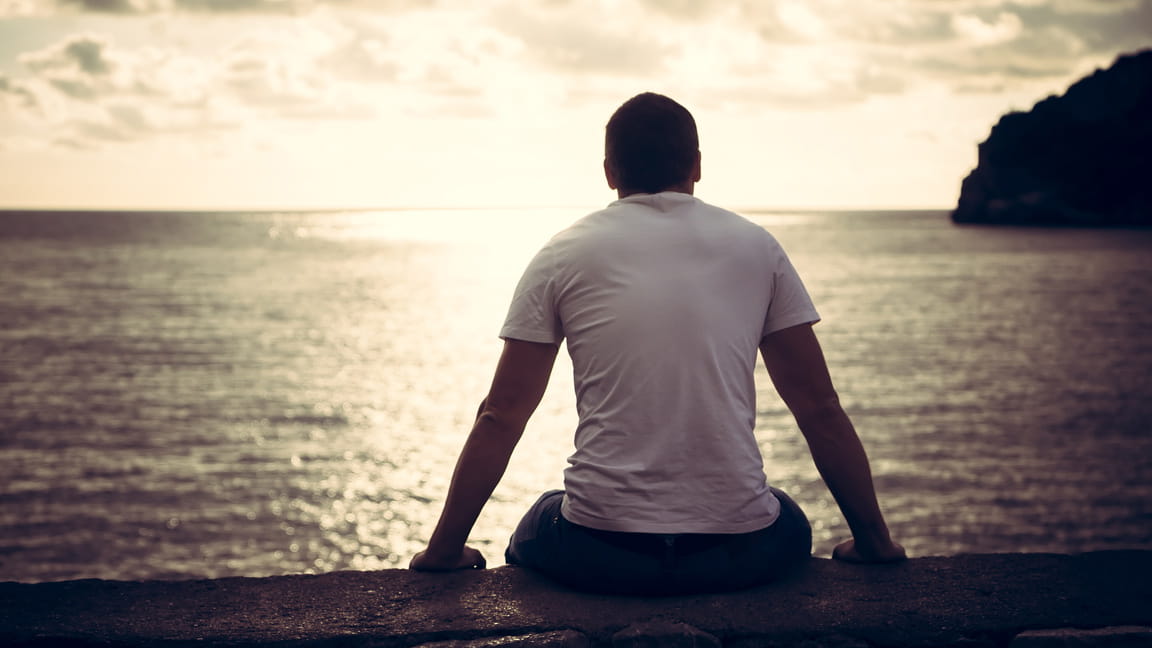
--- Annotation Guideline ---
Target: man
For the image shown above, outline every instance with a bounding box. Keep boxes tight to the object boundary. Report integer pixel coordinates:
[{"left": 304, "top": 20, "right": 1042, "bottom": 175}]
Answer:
[{"left": 410, "top": 92, "right": 904, "bottom": 594}]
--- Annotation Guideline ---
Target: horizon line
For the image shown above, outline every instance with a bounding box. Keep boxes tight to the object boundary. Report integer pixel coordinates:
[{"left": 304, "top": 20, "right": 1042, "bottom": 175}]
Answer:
[{"left": 0, "top": 204, "right": 955, "bottom": 214}]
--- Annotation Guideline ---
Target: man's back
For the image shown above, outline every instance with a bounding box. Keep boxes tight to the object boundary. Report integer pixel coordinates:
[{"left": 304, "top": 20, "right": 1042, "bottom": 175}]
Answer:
[{"left": 500, "top": 191, "right": 820, "bottom": 534}]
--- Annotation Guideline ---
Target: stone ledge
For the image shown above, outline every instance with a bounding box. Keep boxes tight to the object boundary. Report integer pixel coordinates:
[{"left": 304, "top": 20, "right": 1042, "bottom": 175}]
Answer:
[
  {"left": 1, "top": 551, "right": 1150, "bottom": 647},
  {"left": 1010, "top": 627, "right": 1152, "bottom": 648}
]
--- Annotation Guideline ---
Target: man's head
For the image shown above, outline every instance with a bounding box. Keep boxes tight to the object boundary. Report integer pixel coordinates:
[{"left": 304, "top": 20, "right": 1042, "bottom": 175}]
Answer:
[{"left": 604, "top": 92, "right": 701, "bottom": 196}]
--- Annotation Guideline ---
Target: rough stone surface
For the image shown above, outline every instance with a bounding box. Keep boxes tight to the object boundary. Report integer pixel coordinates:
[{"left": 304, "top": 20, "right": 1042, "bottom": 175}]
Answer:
[
  {"left": 415, "top": 629, "right": 590, "bottom": 648},
  {"left": 951, "top": 48, "right": 1152, "bottom": 226},
  {"left": 0, "top": 551, "right": 1150, "bottom": 647},
  {"left": 612, "top": 621, "right": 720, "bottom": 647},
  {"left": 1010, "top": 627, "right": 1152, "bottom": 648}
]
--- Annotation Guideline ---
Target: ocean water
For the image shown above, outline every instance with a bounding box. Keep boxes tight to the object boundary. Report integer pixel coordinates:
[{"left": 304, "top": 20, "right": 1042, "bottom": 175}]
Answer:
[{"left": 1, "top": 207, "right": 1150, "bottom": 584}]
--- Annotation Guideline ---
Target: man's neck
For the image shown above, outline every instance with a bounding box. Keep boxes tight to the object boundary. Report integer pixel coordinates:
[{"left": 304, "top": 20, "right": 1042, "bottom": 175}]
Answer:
[{"left": 617, "top": 182, "right": 695, "bottom": 199}]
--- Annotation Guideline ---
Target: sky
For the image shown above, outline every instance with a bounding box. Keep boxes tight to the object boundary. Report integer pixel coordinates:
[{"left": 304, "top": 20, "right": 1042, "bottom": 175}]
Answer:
[{"left": 0, "top": 0, "right": 1148, "bottom": 210}]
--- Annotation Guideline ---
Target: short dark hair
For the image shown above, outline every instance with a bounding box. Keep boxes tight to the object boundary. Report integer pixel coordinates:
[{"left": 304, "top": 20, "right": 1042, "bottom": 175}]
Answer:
[{"left": 605, "top": 92, "right": 699, "bottom": 194}]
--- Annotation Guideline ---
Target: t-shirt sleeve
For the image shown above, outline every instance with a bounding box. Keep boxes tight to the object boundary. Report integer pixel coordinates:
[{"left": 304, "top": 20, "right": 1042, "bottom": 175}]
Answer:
[
  {"left": 761, "top": 241, "right": 821, "bottom": 339},
  {"left": 499, "top": 245, "right": 564, "bottom": 345}
]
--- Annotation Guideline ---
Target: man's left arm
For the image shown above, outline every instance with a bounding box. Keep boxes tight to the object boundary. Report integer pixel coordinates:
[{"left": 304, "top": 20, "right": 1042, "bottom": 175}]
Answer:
[{"left": 410, "top": 338, "right": 559, "bottom": 571}]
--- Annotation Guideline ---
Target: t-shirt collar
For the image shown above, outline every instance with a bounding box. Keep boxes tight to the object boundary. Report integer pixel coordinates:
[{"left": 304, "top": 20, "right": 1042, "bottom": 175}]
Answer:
[{"left": 611, "top": 191, "right": 697, "bottom": 210}]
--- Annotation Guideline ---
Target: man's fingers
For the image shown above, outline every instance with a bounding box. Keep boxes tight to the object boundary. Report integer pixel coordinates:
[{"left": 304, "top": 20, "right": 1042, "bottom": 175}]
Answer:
[
  {"left": 833, "top": 539, "right": 906, "bottom": 564},
  {"left": 462, "top": 547, "right": 487, "bottom": 569},
  {"left": 832, "top": 539, "right": 863, "bottom": 562},
  {"left": 410, "top": 546, "right": 488, "bottom": 571}
]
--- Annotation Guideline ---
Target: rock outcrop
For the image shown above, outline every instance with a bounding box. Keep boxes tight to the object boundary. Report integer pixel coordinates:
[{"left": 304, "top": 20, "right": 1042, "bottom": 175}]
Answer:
[{"left": 952, "top": 49, "right": 1152, "bottom": 226}]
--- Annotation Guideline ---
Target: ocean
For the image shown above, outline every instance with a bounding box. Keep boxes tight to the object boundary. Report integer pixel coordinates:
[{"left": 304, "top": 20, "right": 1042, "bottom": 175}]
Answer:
[{"left": 1, "top": 207, "right": 1150, "bottom": 584}]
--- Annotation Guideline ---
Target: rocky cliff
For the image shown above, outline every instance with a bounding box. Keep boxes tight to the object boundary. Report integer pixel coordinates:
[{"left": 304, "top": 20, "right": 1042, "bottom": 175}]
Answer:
[{"left": 952, "top": 49, "right": 1152, "bottom": 226}]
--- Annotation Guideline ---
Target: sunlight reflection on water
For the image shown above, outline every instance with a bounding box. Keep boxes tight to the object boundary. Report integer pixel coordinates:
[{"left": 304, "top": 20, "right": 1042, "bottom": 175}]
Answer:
[{"left": 0, "top": 208, "right": 1149, "bottom": 582}]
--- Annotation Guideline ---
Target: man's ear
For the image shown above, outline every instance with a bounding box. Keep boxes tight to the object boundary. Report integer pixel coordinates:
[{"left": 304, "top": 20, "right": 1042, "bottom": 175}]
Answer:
[
  {"left": 692, "top": 150, "right": 702, "bottom": 183},
  {"left": 603, "top": 158, "right": 618, "bottom": 190}
]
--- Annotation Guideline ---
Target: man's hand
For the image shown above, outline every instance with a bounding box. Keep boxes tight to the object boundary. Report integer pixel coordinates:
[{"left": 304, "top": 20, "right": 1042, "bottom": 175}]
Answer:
[
  {"left": 832, "top": 538, "right": 907, "bottom": 564},
  {"left": 409, "top": 545, "right": 487, "bottom": 571}
]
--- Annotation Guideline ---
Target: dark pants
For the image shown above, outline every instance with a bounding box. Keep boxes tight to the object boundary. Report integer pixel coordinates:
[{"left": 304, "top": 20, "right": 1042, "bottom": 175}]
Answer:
[{"left": 505, "top": 488, "right": 812, "bottom": 595}]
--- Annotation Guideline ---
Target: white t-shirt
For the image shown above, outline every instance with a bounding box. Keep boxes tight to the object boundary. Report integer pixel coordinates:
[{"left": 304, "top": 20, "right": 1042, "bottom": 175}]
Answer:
[{"left": 500, "top": 192, "right": 820, "bottom": 534}]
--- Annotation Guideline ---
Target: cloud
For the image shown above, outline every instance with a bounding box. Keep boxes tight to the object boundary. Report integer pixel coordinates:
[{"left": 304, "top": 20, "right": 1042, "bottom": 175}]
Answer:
[
  {"left": 16, "top": 33, "right": 220, "bottom": 104},
  {"left": 899, "top": 2, "right": 1151, "bottom": 91},
  {"left": 5, "top": 27, "right": 385, "bottom": 149},
  {"left": 23, "top": 32, "right": 113, "bottom": 74},
  {"left": 1010, "top": 0, "right": 1152, "bottom": 54},
  {"left": 662, "top": 0, "right": 1150, "bottom": 109},
  {"left": 220, "top": 48, "right": 328, "bottom": 107},
  {"left": 73, "top": 105, "right": 146, "bottom": 140},
  {"left": 0, "top": 74, "right": 40, "bottom": 110},
  {"left": 13, "top": 0, "right": 308, "bottom": 14},
  {"left": 61, "top": 0, "right": 146, "bottom": 12},
  {"left": 637, "top": 0, "right": 728, "bottom": 21},
  {"left": 17, "top": 34, "right": 122, "bottom": 100},
  {"left": 487, "top": 3, "right": 678, "bottom": 77},
  {"left": 322, "top": 37, "right": 400, "bottom": 83},
  {"left": 2, "top": 0, "right": 436, "bottom": 15},
  {"left": 5, "top": 6, "right": 517, "bottom": 140},
  {"left": 2, "top": 0, "right": 1148, "bottom": 149},
  {"left": 740, "top": 0, "right": 1152, "bottom": 95},
  {"left": 825, "top": 5, "right": 954, "bottom": 44},
  {"left": 700, "top": 54, "right": 909, "bottom": 111},
  {"left": 951, "top": 11, "right": 1023, "bottom": 44}
]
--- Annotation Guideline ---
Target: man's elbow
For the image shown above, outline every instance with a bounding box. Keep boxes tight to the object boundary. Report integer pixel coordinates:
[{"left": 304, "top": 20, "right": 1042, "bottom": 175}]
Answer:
[
  {"left": 473, "top": 398, "right": 531, "bottom": 440},
  {"left": 789, "top": 393, "right": 847, "bottom": 429}
]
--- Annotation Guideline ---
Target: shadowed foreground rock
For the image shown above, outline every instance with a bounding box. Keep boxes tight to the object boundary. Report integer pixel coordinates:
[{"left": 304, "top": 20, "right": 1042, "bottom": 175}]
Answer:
[{"left": 1, "top": 551, "right": 1150, "bottom": 647}]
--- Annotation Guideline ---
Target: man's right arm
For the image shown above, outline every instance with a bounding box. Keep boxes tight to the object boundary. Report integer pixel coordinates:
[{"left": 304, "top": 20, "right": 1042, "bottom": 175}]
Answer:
[{"left": 759, "top": 323, "right": 905, "bottom": 563}]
